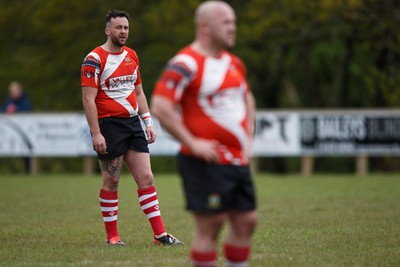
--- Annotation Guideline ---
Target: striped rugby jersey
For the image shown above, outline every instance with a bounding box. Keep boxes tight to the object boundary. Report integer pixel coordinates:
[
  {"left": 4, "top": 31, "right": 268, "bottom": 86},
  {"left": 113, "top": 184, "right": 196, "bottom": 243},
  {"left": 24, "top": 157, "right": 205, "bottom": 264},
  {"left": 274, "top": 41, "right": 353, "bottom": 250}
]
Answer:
[
  {"left": 81, "top": 46, "right": 142, "bottom": 118},
  {"left": 153, "top": 46, "right": 252, "bottom": 165}
]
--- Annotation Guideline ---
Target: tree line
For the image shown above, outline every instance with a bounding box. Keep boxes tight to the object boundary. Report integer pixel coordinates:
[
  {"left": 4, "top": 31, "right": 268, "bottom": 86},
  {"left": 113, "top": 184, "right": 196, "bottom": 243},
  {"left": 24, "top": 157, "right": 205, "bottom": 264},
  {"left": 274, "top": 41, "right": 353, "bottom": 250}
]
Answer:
[{"left": 1, "top": 0, "right": 398, "bottom": 110}]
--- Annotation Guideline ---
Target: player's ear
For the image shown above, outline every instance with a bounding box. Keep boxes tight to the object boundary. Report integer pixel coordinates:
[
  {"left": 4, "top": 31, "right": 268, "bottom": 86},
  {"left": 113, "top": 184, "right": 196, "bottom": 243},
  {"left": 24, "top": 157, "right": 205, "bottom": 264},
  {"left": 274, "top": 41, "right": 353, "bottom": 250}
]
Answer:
[
  {"left": 105, "top": 27, "right": 110, "bottom": 36},
  {"left": 199, "top": 21, "right": 210, "bottom": 35}
]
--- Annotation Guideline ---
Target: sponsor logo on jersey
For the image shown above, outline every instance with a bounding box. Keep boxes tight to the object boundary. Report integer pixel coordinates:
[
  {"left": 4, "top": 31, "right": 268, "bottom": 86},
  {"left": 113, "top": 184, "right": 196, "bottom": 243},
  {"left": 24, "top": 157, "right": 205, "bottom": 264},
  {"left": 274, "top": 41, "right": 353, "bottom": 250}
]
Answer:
[
  {"left": 210, "top": 88, "right": 243, "bottom": 107},
  {"left": 109, "top": 75, "right": 136, "bottom": 90},
  {"left": 81, "top": 70, "right": 95, "bottom": 79}
]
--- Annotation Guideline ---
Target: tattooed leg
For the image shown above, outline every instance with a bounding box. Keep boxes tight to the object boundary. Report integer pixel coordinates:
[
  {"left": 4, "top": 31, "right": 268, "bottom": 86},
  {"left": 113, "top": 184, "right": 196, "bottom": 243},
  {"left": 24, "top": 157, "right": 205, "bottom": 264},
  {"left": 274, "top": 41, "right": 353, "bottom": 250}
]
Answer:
[{"left": 99, "top": 156, "right": 124, "bottom": 191}]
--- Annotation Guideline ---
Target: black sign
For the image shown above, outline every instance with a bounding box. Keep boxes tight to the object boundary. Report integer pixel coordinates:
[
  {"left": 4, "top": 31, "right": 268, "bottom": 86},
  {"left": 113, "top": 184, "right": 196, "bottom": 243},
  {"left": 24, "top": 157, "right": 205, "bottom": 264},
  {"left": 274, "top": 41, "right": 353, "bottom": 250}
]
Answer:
[{"left": 301, "top": 114, "right": 400, "bottom": 155}]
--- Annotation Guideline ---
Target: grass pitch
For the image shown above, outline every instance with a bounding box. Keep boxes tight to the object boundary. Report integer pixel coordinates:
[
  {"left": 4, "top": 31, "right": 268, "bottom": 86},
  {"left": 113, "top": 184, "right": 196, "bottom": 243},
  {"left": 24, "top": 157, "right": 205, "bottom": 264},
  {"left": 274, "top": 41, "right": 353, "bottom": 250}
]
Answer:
[{"left": 0, "top": 173, "right": 399, "bottom": 267}]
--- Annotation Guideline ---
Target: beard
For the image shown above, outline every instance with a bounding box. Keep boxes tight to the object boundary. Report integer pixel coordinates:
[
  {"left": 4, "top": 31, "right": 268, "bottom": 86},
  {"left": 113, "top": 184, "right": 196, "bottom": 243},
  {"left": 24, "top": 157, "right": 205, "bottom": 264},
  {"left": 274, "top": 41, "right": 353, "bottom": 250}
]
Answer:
[{"left": 110, "top": 34, "right": 125, "bottom": 47}]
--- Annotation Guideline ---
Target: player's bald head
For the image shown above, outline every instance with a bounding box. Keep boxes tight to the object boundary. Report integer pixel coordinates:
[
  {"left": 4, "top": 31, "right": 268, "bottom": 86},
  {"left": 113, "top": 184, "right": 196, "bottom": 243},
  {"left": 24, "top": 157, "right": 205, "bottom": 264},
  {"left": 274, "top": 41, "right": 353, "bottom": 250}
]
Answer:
[{"left": 194, "top": 1, "right": 234, "bottom": 26}]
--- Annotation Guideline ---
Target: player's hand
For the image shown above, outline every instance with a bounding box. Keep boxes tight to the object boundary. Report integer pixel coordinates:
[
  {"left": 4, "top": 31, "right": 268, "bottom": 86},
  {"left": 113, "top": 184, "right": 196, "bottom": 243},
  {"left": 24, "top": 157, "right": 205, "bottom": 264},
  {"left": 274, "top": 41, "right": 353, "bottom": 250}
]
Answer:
[
  {"left": 189, "top": 138, "right": 220, "bottom": 163},
  {"left": 145, "top": 126, "right": 156, "bottom": 144},
  {"left": 92, "top": 133, "right": 108, "bottom": 154},
  {"left": 245, "top": 136, "right": 254, "bottom": 161}
]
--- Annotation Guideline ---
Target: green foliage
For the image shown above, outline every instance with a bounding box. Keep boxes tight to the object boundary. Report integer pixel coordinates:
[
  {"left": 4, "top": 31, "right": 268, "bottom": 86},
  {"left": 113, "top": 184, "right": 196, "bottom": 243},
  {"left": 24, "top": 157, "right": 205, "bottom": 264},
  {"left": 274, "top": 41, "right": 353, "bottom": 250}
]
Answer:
[
  {"left": 1, "top": 0, "right": 399, "bottom": 110},
  {"left": 236, "top": 0, "right": 400, "bottom": 108}
]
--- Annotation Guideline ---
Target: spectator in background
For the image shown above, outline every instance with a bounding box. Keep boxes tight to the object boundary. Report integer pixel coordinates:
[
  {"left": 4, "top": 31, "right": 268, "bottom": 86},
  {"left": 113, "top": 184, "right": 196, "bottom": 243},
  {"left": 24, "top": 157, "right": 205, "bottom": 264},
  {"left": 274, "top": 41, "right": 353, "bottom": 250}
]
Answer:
[
  {"left": 151, "top": 1, "right": 257, "bottom": 266},
  {"left": 1, "top": 81, "right": 32, "bottom": 113},
  {"left": 1, "top": 81, "right": 33, "bottom": 174}
]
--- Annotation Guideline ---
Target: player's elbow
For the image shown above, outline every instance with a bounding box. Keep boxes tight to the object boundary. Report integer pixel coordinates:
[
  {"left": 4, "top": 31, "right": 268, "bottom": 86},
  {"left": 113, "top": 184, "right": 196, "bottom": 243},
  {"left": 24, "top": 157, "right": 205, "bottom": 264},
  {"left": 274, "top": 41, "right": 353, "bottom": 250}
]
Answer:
[
  {"left": 149, "top": 98, "right": 159, "bottom": 118},
  {"left": 150, "top": 96, "right": 171, "bottom": 120}
]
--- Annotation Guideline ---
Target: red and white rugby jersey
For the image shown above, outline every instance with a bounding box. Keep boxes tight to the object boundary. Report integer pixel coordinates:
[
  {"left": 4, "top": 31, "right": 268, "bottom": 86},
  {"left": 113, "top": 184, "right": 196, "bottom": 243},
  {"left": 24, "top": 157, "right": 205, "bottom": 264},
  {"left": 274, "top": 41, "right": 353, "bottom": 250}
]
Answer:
[
  {"left": 81, "top": 46, "right": 142, "bottom": 118},
  {"left": 153, "top": 46, "right": 252, "bottom": 165}
]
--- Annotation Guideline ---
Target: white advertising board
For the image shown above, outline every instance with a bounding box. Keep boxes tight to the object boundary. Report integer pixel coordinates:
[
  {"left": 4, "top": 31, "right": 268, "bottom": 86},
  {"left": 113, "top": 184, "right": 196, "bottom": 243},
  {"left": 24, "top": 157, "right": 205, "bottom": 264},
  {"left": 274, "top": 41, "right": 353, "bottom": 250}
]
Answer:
[
  {"left": 147, "top": 118, "right": 180, "bottom": 155},
  {"left": 0, "top": 112, "right": 300, "bottom": 157},
  {"left": 253, "top": 111, "right": 301, "bottom": 156},
  {"left": 3, "top": 111, "right": 398, "bottom": 157},
  {"left": 0, "top": 113, "right": 94, "bottom": 157}
]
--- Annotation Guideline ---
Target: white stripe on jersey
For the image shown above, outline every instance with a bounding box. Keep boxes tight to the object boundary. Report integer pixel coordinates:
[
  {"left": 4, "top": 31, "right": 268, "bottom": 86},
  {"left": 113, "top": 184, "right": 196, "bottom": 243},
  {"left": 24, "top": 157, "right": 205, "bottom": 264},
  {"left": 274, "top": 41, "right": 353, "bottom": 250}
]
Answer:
[
  {"left": 198, "top": 54, "right": 248, "bottom": 163},
  {"left": 100, "top": 50, "right": 139, "bottom": 117},
  {"left": 101, "top": 50, "right": 128, "bottom": 85},
  {"left": 170, "top": 54, "right": 198, "bottom": 101},
  {"left": 87, "top": 52, "right": 101, "bottom": 85}
]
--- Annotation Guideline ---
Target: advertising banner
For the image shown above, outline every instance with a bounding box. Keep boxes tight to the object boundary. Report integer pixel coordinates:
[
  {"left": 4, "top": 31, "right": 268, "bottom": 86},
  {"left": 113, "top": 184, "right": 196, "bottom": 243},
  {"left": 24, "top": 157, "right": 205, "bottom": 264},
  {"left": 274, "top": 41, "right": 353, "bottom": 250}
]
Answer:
[
  {"left": 1, "top": 111, "right": 399, "bottom": 157},
  {"left": 0, "top": 113, "right": 94, "bottom": 157},
  {"left": 0, "top": 112, "right": 301, "bottom": 157},
  {"left": 301, "top": 113, "right": 400, "bottom": 155},
  {"left": 253, "top": 112, "right": 300, "bottom": 156},
  {"left": 147, "top": 118, "right": 180, "bottom": 155}
]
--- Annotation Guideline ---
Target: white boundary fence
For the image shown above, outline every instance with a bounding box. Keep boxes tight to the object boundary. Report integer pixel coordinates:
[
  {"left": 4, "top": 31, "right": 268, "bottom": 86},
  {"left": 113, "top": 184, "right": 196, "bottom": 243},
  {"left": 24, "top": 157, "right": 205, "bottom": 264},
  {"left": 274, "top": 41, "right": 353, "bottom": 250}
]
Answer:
[{"left": 1, "top": 110, "right": 399, "bottom": 175}]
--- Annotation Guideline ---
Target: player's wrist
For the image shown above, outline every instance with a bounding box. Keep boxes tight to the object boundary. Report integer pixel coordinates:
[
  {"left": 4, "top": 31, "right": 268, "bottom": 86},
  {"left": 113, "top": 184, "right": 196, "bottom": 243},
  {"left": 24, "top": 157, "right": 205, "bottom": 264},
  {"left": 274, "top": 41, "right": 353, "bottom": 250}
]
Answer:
[{"left": 140, "top": 112, "right": 154, "bottom": 127}]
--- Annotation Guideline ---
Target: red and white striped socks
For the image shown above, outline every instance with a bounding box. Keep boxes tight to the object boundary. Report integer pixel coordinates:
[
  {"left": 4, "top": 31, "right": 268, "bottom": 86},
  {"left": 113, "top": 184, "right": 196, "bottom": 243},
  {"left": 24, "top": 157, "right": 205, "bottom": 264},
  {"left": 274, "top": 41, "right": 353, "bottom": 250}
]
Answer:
[
  {"left": 99, "top": 186, "right": 166, "bottom": 241},
  {"left": 99, "top": 189, "right": 119, "bottom": 241},
  {"left": 137, "top": 185, "right": 166, "bottom": 236}
]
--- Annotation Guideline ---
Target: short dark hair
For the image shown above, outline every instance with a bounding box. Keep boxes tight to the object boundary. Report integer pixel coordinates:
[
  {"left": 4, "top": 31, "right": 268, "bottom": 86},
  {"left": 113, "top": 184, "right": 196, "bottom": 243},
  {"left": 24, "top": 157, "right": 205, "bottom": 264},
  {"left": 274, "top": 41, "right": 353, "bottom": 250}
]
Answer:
[{"left": 105, "top": 9, "right": 130, "bottom": 26}]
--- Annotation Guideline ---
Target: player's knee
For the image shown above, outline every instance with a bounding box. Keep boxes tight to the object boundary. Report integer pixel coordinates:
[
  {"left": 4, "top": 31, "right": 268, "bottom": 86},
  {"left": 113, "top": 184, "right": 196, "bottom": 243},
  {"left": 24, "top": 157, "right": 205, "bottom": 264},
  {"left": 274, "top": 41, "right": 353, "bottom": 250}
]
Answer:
[
  {"left": 138, "top": 173, "right": 154, "bottom": 187},
  {"left": 231, "top": 211, "right": 257, "bottom": 236},
  {"left": 102, "top": 176, "right": 120, "bottom": 191},
  {"left": 243, "top": 211, "right": 257, "bottom": 233},
  {"left": 110, "top": 177, "right": 120, "bottom": 189}
]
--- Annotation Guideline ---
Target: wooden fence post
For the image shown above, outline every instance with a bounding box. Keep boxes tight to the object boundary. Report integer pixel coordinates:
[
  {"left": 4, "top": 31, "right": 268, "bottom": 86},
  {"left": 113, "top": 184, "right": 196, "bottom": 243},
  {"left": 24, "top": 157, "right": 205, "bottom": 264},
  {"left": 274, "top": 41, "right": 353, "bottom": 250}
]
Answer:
[
  {"left": 83, "top": 156, "right": 95, "bottom": 176},
  {"left": 30, "top": 157, "right": 39, "bottom": 176},
  {"left": 356, "top": 154, "right": 369, "bottom": 176},
  {"left": 250, "top": 157, "right": 259, "bottom": 175},
  {"left": 301, "top": 155, "right": 314, "bottom": 177}
]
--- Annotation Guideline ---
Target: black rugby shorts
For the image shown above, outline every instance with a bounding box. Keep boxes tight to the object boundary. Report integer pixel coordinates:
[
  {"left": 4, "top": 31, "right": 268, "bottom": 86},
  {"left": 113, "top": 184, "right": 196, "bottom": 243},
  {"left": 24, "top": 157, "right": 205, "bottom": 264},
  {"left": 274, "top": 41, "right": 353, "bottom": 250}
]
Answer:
[
  {"left": 97, "top": 116, "right": 149, "bottom": 159},
  {"left": 177, "top": 153, "right": 257, "bottom": 213}
]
